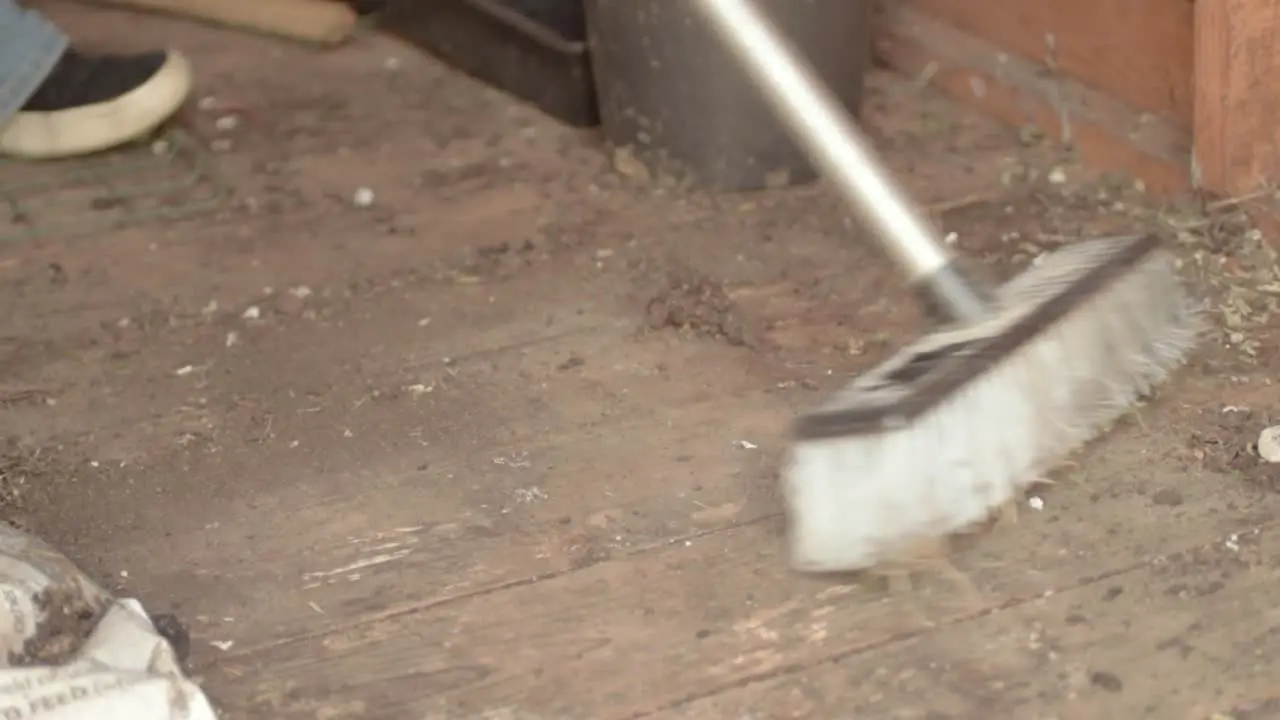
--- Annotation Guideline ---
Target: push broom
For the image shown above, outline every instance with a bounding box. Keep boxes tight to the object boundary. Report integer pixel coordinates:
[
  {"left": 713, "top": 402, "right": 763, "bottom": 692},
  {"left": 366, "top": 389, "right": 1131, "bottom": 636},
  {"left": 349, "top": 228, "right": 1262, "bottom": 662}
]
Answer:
[{"left": 689, "top": 0, "right": 1201, "bottom": 573}]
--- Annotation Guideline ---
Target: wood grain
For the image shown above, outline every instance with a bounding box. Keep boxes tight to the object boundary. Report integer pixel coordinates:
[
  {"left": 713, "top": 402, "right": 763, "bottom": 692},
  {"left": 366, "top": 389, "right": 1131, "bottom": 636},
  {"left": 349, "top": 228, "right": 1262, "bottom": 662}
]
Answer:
[
  {"left": 1193, "top": 0, "right": 1280, "bottom": 195},
  {"left": 874, "top": 4, "right": 1192, "bottom": 193},
  {"left": 205, "top": 441, "right": 1264, "bottom": 719},
  {"left": 903, "top": 0, "right": 1195, "bottom": 127},
  {"left": 676, "top": 533, "right": 1280, "bottom": 718}
]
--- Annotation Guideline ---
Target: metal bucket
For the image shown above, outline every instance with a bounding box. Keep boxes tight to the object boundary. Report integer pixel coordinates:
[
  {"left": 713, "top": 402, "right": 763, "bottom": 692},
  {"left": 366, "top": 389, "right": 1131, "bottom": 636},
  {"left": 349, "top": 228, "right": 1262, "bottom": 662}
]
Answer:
[{"left": 585, "top": 0, "right": 870, "bottom": 191}]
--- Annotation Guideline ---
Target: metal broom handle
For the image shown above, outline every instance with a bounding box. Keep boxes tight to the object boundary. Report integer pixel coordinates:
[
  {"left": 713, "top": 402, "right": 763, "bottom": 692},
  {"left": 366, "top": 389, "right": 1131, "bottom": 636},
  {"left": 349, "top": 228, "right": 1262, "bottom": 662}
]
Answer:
[{"left": 689, "top": 0, "right": 990, "bottom": 320}]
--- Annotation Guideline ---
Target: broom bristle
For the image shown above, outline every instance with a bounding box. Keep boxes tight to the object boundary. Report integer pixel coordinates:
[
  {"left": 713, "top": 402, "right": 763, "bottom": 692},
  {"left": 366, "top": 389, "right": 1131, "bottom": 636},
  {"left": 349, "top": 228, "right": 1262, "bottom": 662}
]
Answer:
[{"left": 784, "top": 234, "right": 1202, "bottom": 573}]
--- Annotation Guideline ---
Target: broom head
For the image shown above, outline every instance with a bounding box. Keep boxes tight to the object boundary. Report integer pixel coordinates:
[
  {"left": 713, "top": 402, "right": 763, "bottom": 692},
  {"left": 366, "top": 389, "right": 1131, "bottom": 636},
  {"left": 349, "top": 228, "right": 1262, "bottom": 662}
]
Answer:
[{"left": 784, "top": 233, "right": 1201, "bottom": 573}]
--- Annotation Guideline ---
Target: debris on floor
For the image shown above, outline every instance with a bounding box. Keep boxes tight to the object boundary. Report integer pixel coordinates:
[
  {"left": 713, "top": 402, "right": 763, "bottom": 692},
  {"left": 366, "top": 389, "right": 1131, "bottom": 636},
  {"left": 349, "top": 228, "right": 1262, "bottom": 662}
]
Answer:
[
  {"left": 6, "top": 4, "right": 1280, "bottom": 717},
  {"left": 644, "top": 269, "right": 752, "bottom": 346},
  {"left": 0, "top": 129, "right": 227, "bottom": 243}
]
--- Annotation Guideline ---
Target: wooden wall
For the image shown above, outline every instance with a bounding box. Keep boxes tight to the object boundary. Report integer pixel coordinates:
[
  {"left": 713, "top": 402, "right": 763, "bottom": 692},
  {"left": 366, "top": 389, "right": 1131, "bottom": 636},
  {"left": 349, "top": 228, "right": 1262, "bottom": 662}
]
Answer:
[
  {"left": 873, "top": 0, "right": 1280, "bottom": 198},
  {"left": 1194, "top": 0, "right": 1280, "bottom": 196}
]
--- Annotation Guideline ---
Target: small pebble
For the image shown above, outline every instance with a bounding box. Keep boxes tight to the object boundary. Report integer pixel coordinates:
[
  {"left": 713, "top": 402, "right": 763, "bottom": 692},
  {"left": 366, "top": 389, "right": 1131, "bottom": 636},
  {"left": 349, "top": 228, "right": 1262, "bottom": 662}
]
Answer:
[
  {"left": 353, "top": 187, "right": 375, "bottom": 207},
  {"left": 1258, "top": 425, "right": 1280, "bottom": 463},
  {"left": 1047, "top": 166, "right": 1068, "bottom": 185},
  {"left": 214, "top": 114, "right": 240, "bottom": 132},
  {"left": 1017, "top": 124, "right": 1044, "bottom": 146}
]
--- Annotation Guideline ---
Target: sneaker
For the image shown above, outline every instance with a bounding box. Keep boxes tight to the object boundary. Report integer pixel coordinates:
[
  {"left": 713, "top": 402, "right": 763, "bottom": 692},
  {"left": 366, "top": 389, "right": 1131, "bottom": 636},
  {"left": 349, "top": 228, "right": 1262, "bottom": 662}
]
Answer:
[{"left": 0, "top": 48, "right": 193, "bottom": 160}]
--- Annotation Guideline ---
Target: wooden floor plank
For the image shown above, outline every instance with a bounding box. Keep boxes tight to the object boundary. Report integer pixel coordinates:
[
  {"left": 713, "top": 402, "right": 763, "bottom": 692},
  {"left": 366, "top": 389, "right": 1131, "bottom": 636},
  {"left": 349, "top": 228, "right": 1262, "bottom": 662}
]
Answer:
[
  {"left": 10, "top": 14, "right": 1279, "bottom": 720},
  {"left": 208, "top": 463, "right": 1270, "bottom": 719},
  {"left": 180, "top": 388, "right": 788, "bottom": 646},
  {"left": 670, "top": 527, "right": 1280, "bottom": 719},
  {"left": 84, "top": 281, "right": 808, "bottom": 651}
]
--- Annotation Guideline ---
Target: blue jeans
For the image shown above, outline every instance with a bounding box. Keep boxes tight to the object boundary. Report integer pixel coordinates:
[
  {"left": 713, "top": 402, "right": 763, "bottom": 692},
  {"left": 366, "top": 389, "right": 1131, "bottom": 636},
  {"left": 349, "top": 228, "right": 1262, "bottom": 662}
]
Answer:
[{"left": 0, "top": 1, "right": 67, "bottom": 123}]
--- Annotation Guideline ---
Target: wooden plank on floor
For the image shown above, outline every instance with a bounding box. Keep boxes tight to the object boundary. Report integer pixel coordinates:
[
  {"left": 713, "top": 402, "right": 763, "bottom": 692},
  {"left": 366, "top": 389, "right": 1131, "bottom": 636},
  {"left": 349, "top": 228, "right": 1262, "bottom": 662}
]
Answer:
[
  {"left": 670, "top": 527, "right": 1280, "bottom": 719},
  {"left": 205, "top": 443, "right": 1271, "bottom": 719},
  {"left": 46, "top": 258, "right": 788, "bottom": 547},
  {"left": 90, "top": 299, "right": 810, "bottom": 646},
  {"left": 171, "top": 387, "right": 790, "bottom": 644}
]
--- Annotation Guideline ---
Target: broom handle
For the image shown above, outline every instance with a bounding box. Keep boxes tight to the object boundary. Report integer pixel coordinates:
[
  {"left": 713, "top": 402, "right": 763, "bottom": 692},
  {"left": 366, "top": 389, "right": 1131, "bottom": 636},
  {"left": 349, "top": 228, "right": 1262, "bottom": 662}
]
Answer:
[{"left": 689, "top": 0, "right": 991, "bottom": 321}]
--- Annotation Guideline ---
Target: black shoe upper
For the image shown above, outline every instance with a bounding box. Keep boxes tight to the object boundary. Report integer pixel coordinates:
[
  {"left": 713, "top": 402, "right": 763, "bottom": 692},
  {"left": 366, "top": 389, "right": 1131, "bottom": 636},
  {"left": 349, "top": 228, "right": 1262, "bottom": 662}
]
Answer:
[{"left": 22, "top": 48, "right": 167, "bottom": 113}]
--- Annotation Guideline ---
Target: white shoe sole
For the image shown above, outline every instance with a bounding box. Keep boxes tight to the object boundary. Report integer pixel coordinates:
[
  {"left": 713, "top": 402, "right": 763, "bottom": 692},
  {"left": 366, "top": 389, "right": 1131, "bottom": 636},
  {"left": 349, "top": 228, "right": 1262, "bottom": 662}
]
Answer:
[{"left": 0, "top": 50, "right": 194, "bottom": 160}]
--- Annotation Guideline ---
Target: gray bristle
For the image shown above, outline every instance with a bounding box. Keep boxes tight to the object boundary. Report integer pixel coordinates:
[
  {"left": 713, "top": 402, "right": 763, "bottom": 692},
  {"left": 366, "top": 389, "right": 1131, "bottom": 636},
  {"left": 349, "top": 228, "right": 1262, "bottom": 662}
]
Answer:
[
  {"left": 783, "top": 237, "right": 1201, "bottom": 573},
  {"left": 1000, "top": 240, "right": 1203, "bottom": 452}
]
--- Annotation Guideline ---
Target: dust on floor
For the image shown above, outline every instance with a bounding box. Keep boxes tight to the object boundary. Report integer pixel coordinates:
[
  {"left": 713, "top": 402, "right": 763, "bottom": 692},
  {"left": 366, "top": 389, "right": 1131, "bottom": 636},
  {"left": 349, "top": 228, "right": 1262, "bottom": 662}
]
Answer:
[{"left": 1, "top": 2, "right": 1279, "bottom": 719}]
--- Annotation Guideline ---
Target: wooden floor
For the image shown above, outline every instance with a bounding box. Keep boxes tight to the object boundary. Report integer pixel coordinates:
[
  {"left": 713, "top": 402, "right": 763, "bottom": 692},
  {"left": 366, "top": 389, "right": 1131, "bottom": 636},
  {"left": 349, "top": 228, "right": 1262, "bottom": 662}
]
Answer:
[{"left": 3, "top": 4, "right": 1279, "bottom": 718}]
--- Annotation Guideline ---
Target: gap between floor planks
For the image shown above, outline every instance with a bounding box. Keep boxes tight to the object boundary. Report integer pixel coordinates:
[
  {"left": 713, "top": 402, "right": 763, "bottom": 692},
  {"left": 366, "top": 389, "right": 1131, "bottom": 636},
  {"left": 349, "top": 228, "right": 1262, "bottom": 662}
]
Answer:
[
  {"left": 205, "top": 481, "right": 1271, "bottom": 719},
  {"left": 669, "top": 528, "right": 1280, "bottom": 719},
  {"left": 173, "top": 390, "right": 792, "bottom": 647}
]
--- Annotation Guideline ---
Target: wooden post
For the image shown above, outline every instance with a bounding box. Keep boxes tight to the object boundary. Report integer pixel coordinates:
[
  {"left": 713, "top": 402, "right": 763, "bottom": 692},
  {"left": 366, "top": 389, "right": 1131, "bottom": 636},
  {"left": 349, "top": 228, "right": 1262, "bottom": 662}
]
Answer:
[{"left": 1193, "top": 0, "right": 1280, "bottom": 196}]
